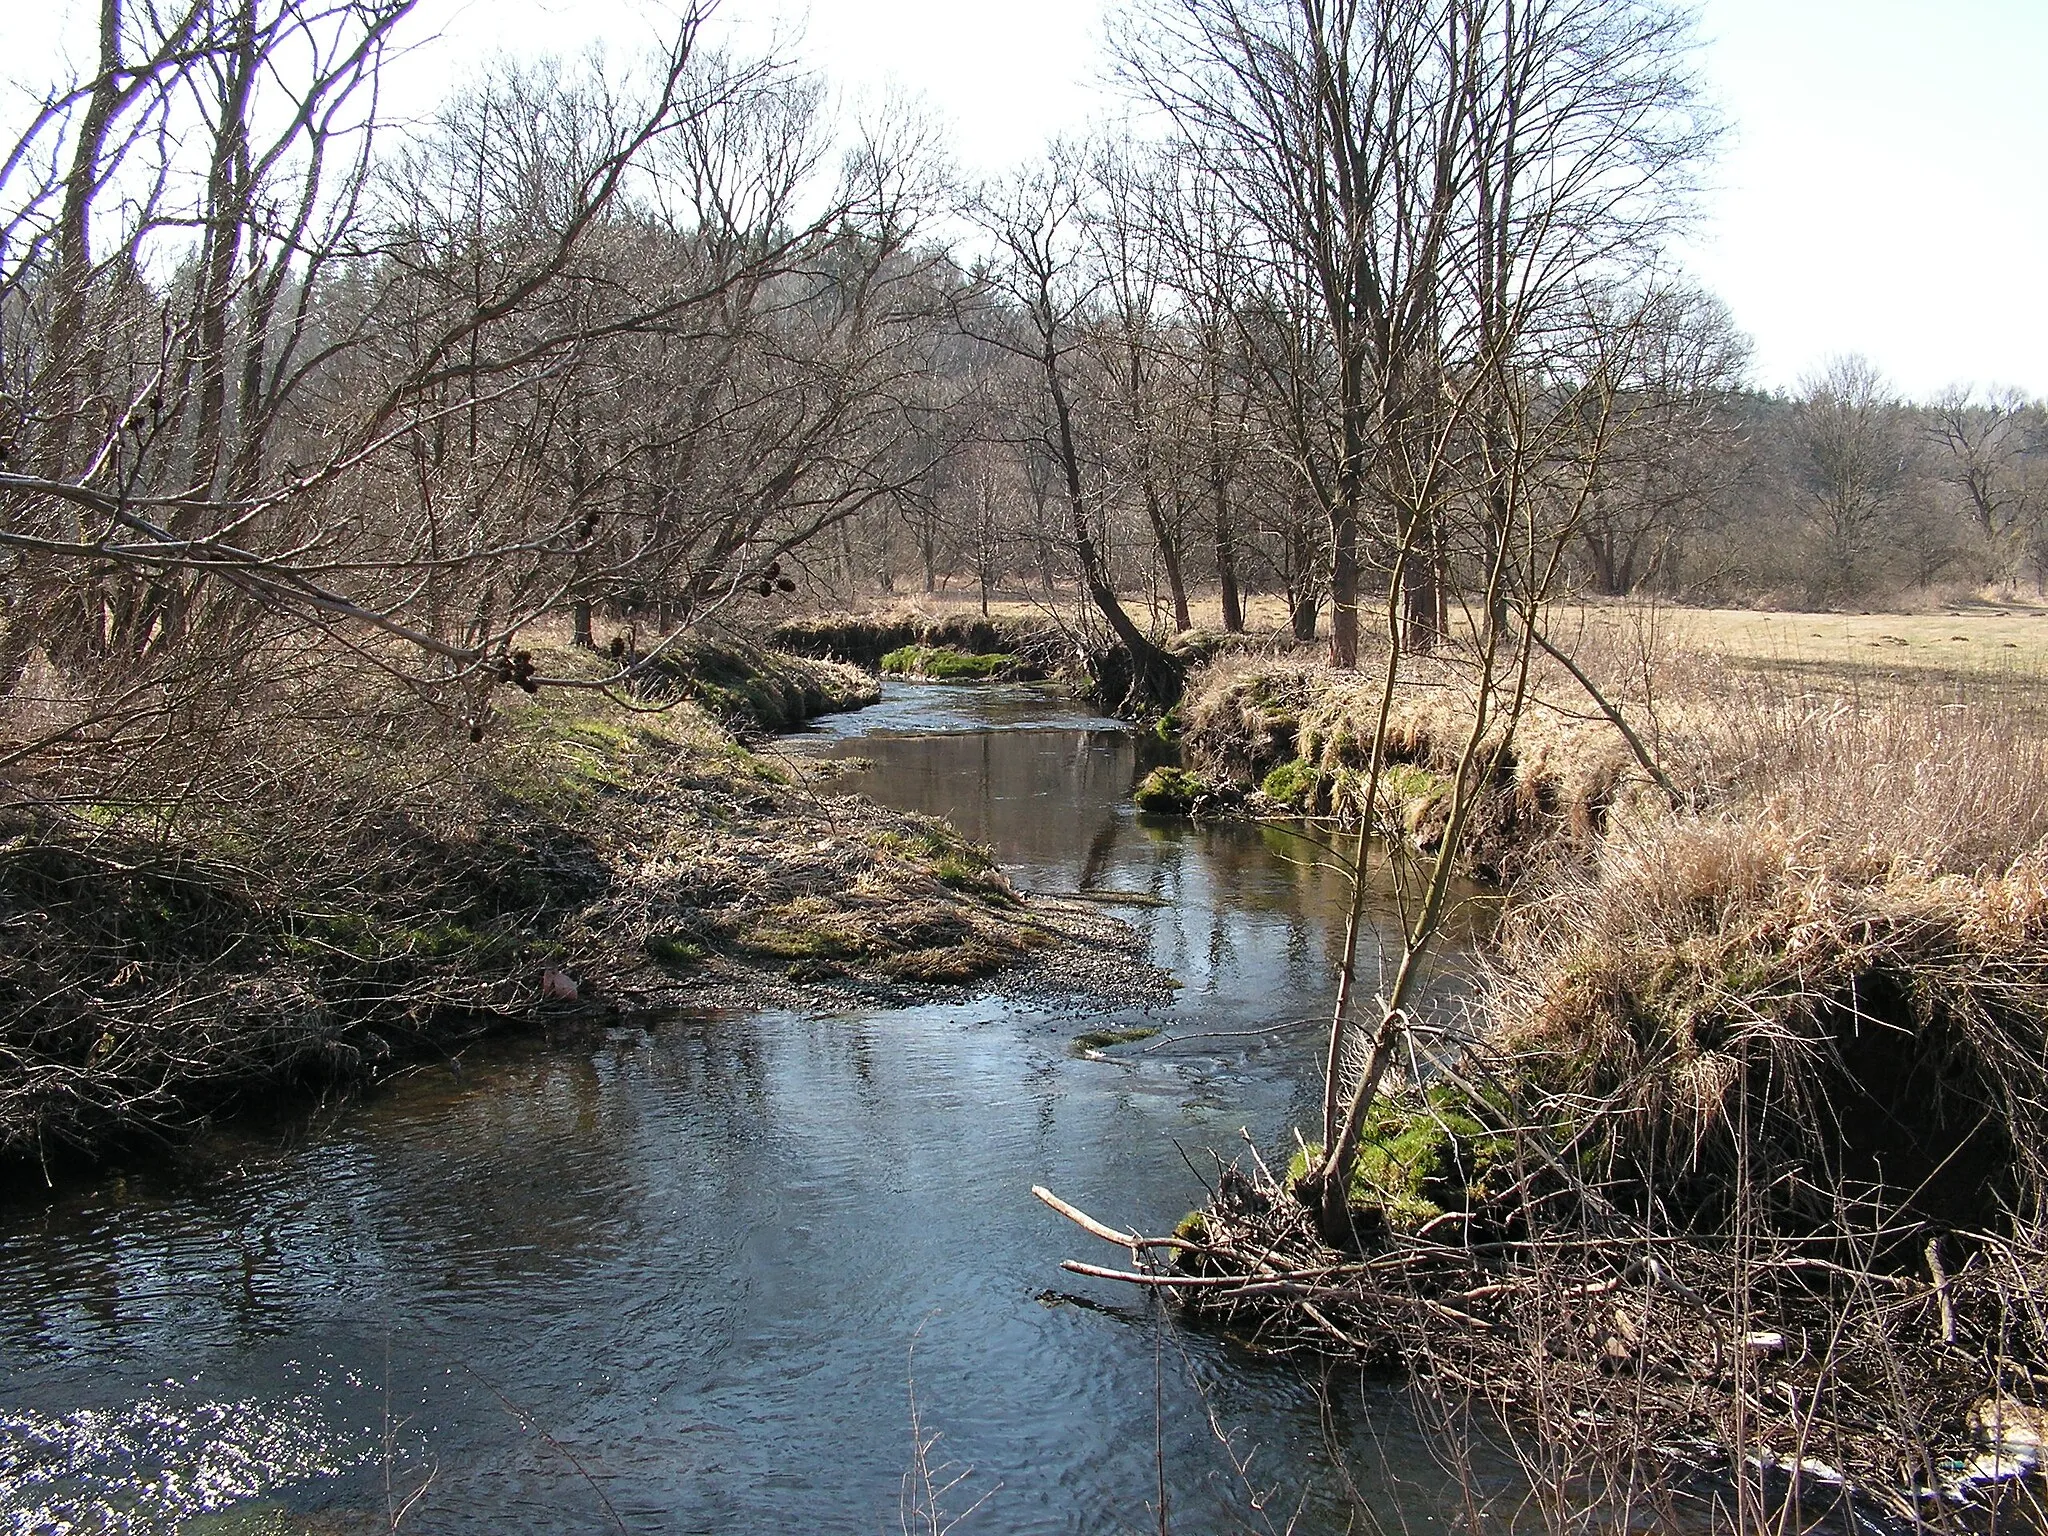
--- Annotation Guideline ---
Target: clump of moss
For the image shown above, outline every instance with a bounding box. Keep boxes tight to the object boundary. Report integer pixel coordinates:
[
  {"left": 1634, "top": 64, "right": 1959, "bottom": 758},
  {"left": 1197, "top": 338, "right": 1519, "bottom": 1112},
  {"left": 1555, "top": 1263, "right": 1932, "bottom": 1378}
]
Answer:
[
  {"left": 1286, "top": 1087, "right": 1513, "bottom": 1231},
  {"left": 733, "top": 898, "right": 866, "bottom": 962},
  {"left": 1178, "top": 661, "right": 1315, "bottom": 781},
  {"left": 642, "top": 931, "right": 705, "bottom": 970},
  {"left": 880, "top": 644, "right": 1016, "bottom": 681},
  {"left": 1133, "top": 766, "right": 1208, "bottom": 814},
  {"left": 1074, "top": 1026, "right": 1160, "bottom": 1051},
  {"left": 933, "top": 854, "right": 1013, "bottom": 898},
  {"left": 872, "top": 822, "right": 1017, "bottom": 903},
  {"left": 1261, "top": 758, "right": 1322, "bottom": 812},
  {"left": 1377, "top": 762, "right": 1447, "bottom": 805}
]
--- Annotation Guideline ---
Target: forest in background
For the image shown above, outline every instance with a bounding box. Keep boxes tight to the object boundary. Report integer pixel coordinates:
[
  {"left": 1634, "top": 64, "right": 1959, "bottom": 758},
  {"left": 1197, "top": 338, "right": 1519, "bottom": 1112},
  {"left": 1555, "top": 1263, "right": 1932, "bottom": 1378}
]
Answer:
[{"left": 5, "top": 0, "right": 2044, "bottom": 799}]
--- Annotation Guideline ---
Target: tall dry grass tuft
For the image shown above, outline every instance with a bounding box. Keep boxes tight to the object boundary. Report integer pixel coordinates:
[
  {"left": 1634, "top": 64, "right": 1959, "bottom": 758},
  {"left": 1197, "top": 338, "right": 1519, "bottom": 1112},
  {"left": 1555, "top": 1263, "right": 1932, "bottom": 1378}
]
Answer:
[{"left": 1689, "top": 685, "right": 2048, "bottom": 878}]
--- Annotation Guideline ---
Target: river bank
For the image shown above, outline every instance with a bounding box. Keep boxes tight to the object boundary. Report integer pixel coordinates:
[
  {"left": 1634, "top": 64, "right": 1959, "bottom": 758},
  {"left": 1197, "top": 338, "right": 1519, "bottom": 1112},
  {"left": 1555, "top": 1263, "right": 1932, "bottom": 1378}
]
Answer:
[
  {"left": 0, "top": 671, "right": 1479, "bottom": 1536},
  {"left": 1086, "top": 639, "right": 2048, "bottom": 1521},
  {"left": 0, "top": 633, "right": 1166, "bottom": 1182}
]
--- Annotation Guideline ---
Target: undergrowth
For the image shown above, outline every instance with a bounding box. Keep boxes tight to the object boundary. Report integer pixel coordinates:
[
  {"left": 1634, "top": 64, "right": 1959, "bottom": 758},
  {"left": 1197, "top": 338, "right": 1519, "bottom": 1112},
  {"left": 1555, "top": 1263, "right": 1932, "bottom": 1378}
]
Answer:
[{"left": 0, "top": 632, "right": 1029, "bottom": 1174}]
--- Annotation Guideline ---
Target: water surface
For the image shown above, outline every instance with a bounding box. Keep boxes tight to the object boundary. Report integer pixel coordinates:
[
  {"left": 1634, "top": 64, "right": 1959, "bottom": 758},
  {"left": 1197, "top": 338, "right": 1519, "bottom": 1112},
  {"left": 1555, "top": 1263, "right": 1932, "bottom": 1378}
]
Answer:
[{"left": 1, "top": 681, "right": 1487, "bottom": 1534}]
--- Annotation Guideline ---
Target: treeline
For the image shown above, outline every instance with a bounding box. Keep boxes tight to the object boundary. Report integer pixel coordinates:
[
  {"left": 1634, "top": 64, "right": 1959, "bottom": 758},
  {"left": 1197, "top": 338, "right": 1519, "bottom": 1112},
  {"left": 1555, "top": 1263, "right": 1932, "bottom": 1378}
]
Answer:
[
  {"left": 850, "top": 349, "right": 2048, "bottom": 621},
  {"left": 1620, "top": 366, "right": 2048, "bottom": 605},
  {"left": 2, "top": 0, "right": 2034, "bottom": 791}
]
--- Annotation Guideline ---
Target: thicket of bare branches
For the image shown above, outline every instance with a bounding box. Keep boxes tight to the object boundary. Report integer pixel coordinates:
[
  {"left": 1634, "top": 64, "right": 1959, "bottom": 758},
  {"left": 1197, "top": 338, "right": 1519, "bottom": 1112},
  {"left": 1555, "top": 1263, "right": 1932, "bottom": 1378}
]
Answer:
[{"left": 0, "top": 0, "right": 962, "bottom": 803}]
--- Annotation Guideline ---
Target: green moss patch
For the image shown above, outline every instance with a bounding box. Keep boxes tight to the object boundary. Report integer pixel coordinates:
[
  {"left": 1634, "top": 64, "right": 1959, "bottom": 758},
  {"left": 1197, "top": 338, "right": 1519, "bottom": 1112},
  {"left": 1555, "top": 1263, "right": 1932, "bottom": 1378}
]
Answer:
[
  {"left": 1261, "top": 758, "right": 1322, "bottom": 812},
  {"left": 1134, "top": 766, "right": 1207, "bottom": 814},
  {"left": 1074, "top": 1026, "right": 1160, "bottom": 1051},
  {"left": 642, "top": 931, "right": 705, "bottom": 970},
  {"left": 880, "top": 645, "right": 1016, "bottom": 680},
  {"left": 1288, "top": 1087, "right": 1513, "bottom": 1231}
]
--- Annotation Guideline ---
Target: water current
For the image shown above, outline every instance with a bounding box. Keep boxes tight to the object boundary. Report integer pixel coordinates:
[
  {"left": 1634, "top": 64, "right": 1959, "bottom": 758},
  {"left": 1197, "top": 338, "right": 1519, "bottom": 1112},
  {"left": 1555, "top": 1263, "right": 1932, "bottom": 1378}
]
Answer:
[{"left": 1, "top": 681, "right": 1491, "bottom": 1534}]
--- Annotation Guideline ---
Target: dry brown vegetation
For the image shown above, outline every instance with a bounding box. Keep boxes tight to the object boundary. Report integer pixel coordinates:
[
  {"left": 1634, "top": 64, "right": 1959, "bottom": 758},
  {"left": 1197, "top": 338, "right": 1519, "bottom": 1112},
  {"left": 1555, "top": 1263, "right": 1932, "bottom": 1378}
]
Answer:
[
  {"left": 1104, "top": 619, "right": 2048, "bottom": 1524},
  {"left": 0, "top": 633, "right": 1061, "bottom": 1176}
]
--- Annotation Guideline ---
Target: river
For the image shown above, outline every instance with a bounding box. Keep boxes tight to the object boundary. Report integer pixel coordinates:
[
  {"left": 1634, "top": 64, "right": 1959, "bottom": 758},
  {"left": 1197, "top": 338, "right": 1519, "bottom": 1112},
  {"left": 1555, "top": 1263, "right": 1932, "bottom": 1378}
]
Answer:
[{"left": 0, "top": 681, "right": 1490, "bottom": 1535}]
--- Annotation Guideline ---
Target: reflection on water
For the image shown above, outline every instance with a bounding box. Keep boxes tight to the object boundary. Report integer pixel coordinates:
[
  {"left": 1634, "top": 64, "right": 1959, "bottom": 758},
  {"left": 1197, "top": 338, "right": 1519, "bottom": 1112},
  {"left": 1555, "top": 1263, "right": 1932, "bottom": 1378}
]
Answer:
[
  {"left": 799, "top": 681, "right": 1487, "bottom": 1031},
  {"left": 1, "top": 681, "right": 1486, "bottom": 1534}
]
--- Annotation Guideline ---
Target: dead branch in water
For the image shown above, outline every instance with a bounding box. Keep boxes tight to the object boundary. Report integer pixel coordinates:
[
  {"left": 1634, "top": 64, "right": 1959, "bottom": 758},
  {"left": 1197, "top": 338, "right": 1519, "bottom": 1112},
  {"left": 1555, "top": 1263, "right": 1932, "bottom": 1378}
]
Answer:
[{"left": 1037, "top": 1141, "right": 2048, "bottom": 1529}]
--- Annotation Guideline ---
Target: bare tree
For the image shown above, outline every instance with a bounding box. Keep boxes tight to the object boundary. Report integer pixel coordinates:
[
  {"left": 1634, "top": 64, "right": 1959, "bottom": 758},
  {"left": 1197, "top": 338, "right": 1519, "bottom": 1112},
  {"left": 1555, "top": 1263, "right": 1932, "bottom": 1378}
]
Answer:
[
  {"left": 1928, "top": 383, "right": 2047, "bottom": 587},
  {"left": 1574, "top": 284, "right": 1750, "bottom": 595},
  {"left": 1112, "top": 0, "right": 1710, "bottom": 668},
  {"left": 1792, "top": 354, "right": 1909, "bottom": 597},
  {"left": 964, "top": 149, "right": 1181, "bottom": 707},
  {"left": 0, "top": 0, "right": 961, "bottom": 803}
]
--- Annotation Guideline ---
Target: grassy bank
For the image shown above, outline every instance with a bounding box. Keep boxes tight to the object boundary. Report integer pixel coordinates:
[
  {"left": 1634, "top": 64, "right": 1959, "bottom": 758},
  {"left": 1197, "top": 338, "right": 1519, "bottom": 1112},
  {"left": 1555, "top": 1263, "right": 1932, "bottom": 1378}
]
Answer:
[
  {"left": 0, "top": 634, "right": 1082, "bottom": 1180},
  {"left": 1123, "top": 627, "right": 2048, "bottom": 1515},
  {"left": 771, "top": 607, "right": 1070, "bottom": 675}
]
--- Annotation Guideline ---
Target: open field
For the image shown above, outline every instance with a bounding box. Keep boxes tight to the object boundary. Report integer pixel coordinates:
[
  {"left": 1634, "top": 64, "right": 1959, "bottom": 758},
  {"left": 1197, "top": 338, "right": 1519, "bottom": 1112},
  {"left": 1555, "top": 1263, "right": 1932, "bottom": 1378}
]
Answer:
[
  {"left": 1557, "top": 600, "right": 2048, "bottom": 693},
  {"left": 866, "top": 585, "right": 2048, "bottom": 712}
]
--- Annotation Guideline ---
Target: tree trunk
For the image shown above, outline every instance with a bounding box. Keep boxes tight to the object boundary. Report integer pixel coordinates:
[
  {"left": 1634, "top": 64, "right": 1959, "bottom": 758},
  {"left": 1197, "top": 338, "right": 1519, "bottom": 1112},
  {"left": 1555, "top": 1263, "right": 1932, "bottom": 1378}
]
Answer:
[
  {"left": 1400, "top": 511, "right": 1441, "bottom": 651},
  {"left": 1214, "top": 470, "right": 1244, "bottom": 633},
  {"left": 1581, "top": 528, "right": 1621, "bottom": 596},
  {"left": 1045, "top": 345, "right": 1180, "bottom": 709},
  {"left": 1329, "top": 496, "right": 1360, "bottom": 668},
  {"left": 186, "top": 0, "right": 257, "bottom": 503},
  {"left": 1291, "top": 591, "right": 1320, "bottom": 641},
  {"left": 1141, "top": 483, "right": 1192, "bottom": 632}
]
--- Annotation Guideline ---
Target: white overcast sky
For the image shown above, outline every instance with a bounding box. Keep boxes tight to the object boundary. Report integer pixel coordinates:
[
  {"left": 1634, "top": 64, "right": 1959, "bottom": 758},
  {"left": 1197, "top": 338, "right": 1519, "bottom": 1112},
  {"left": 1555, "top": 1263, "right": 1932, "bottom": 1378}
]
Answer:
[{"left": 6, "top": 0, "right": 2044, "bottom": 400}]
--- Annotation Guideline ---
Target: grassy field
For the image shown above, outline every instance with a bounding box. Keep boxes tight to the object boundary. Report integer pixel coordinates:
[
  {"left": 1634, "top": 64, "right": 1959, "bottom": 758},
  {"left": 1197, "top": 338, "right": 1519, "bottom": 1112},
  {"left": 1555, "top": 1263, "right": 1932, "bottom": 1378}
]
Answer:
[
  {"left": 845, "top": 585, "right": 2048, "bottom": 699},
  {"left": 1560, "top": 599, "right": 2048, "bottom": 686}
]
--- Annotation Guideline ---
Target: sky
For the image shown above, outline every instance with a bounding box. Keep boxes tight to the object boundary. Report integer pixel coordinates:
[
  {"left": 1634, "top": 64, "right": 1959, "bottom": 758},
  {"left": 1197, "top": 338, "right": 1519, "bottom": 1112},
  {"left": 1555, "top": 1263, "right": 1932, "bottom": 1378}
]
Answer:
[{"left": 5, "top": 0, "right": 2043, "bottom": 401}]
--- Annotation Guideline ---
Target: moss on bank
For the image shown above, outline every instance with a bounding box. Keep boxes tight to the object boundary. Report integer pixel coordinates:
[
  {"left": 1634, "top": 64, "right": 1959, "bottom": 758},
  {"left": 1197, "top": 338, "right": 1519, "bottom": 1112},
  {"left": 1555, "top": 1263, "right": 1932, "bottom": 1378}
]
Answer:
[
  {"left": 1171, "top": 644, "right": 2048, "bottom": 1236},
  {"left": 879, "top": 644, "right": 1020, "bottom": 681},
  {"left": 772, "top": 610, "right": 1066, "bottom": 674},
  {"left": 1074, "top": 1026, "right": 1159, "bottom": 1051},
  {"left": 0, "top": 633, "right": 1051, "bottom": 1176},
  {"left": 1284, "top": 1087, "right": 1514, "bottom": 1234},
  {"left": 1132, "top": 766, "right": 1241, "bottom": 817}
]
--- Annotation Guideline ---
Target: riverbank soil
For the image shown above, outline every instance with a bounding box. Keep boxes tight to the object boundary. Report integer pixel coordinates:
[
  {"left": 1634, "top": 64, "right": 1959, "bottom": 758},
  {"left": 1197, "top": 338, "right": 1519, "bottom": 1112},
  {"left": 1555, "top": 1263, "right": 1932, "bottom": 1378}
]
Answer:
[
  {"left": 0, "top": 632, "right": 1148, "bottom": 1182},
  {"left": 1081, "top": 606, "right": 2048, "bottom": 1524}
]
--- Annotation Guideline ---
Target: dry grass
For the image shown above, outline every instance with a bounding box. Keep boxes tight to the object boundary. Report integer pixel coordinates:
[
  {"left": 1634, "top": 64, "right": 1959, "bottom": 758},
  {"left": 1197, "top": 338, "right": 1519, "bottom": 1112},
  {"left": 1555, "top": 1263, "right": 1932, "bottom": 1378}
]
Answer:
[
  {"left": 1178, "top": 647, "right": 1645, "bottom": 880},
  {"left": 0, "top": 630, "right": 1030, "bottom": 1170},
  {"left": 1146, "top": 612, "right": 2048, "bottom": 1520}
]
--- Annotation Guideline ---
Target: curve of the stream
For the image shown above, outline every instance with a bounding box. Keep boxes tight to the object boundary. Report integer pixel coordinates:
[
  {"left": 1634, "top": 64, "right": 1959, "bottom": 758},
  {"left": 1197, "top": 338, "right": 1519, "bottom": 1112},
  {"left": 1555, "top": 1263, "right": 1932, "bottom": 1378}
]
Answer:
[{"left": 0, "top": 681, "right": 1489, "bottom": 1535}]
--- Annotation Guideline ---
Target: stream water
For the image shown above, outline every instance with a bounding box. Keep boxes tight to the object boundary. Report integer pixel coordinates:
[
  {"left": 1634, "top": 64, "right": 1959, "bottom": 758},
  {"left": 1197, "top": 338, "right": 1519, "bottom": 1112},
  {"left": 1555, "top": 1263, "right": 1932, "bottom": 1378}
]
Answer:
[{"left": 1, "top": 682, "right": 1492, "bottom": 1535}]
